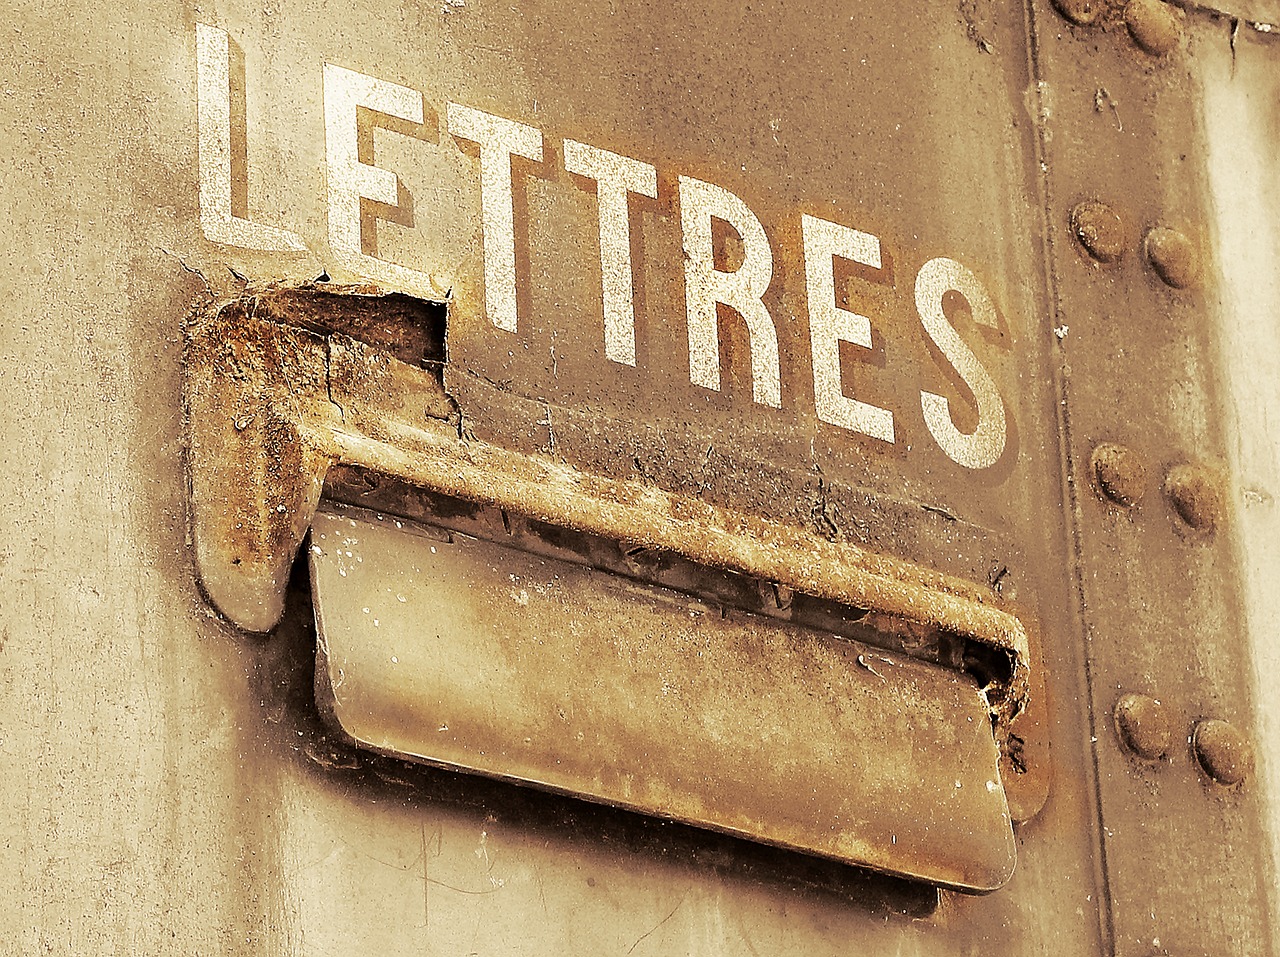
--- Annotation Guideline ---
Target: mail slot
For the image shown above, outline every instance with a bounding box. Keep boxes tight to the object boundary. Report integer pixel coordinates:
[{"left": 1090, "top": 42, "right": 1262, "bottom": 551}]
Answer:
[
  {"left": 308, "top": 498, "right": 1016, "bottom": 891},
  {"left": 184, "top": 285, "right": 1032, "bottom": 894}
]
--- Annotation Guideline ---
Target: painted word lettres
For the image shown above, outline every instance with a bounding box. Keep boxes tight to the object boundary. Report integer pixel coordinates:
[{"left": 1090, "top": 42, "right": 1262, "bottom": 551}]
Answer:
[{"left": 193, "top": 24, "right": 1010, "bottom": 469}]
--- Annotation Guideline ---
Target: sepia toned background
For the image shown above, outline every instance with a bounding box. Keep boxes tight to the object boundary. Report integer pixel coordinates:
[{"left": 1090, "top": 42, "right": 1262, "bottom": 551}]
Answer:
[{"left": 1, "top": 0, "right": 1278, "bottom": 954}]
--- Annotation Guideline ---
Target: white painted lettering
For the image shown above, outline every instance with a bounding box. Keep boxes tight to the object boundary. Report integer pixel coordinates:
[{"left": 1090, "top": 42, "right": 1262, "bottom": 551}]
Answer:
[
  {"left": 323, "top": 63, "right": 434, "bottom": 297},
  {"left": 196, "top": 24, "right": 305, "bottom": 251},
  {"left": 802, "top": 214, "right": 895, "bottom": 443},
  {"left": 915, "top": 258, "right": 1007, "bottom": 469},
  {"left": 191, "top": 26, "right": 1020, "bottom": 476},
  {"left": 563, "top": 140, "right": 657, "bottom": 366},
  {"left": 678, "top": 176, "right": 781, "bottom": 408},
  {"left": 447, "top": 104, "right": 544, "bottom": 332}
]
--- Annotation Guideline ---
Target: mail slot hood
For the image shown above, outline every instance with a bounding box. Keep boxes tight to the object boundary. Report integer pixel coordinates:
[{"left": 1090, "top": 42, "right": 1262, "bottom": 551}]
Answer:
[
  {"left": 184, "top": 285, "right": 1034, "bottom": 893},
  {"left": 308, "top": 502, "right": 1016, "bottom": 892}
]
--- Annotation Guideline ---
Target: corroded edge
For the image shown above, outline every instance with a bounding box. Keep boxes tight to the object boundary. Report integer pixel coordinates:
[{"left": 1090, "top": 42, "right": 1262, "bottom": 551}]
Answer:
[{"left": 183, "top": 286, "right": 1031, "bottom": 724}]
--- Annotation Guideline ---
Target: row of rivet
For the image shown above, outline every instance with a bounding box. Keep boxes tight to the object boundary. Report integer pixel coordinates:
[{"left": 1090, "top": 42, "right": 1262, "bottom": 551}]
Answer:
[
  {"left": 1080, "top": 224, "right": 1241, "bottom": 780},
  {"left": 1048, "top": 5, "right": 1255, "bottom": 955},
  {"left": 1071, "top": 200, "right": 1199, "bottom": 289},
  {"left": 1052, "top": 0, "right": 1182, "bottom": 56},
  {"left": 1057, "top": 9, "right": 1251, "bottom": 790},
  {"left": 1114, "top": 693, "right": 1255, "bottom": 786},
  {"left": 1091, "top": 444, "right": 1223, "bottom": 532}
]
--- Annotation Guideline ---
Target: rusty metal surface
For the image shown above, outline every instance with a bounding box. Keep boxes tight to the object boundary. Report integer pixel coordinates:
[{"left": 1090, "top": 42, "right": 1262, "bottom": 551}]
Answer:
[
  {"left": 309, "top": 504, "right": 1017, "bottom": 891},
  {"left": 185, "top": 288, "right": 1031, "bottom": 721},
  {"left": 8, "top": 0, "right": 1279, "bottom": 953},
  {"left": 1028, "top": 0, "right": 1279, "bottom": 951},
  {"left": 5, "top": 1, "right": 1094, "bottom": 953}
]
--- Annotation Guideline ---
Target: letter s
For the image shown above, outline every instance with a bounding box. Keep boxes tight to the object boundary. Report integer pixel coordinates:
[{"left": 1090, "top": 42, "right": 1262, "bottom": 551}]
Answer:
[{"left": 915, "top": 258, "right": 1007, "bottom": 470}]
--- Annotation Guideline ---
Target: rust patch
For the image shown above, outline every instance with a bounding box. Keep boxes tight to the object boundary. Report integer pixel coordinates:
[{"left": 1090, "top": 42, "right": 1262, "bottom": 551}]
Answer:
[
  {"left": 185, "top": 285, "right": 1033, "bottom": 723},
  {"left": 251, "top": 283, "right": 447, "bottom": 366}
]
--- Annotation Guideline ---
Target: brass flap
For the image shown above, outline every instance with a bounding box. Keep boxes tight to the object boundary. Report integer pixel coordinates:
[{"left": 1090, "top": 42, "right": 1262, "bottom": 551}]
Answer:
[
  {"left": 183, "top": 285, "right": 1036, "bottom": 889},
  {"left": 309, "top": 504, "right": 1017, "bottom": 892}
]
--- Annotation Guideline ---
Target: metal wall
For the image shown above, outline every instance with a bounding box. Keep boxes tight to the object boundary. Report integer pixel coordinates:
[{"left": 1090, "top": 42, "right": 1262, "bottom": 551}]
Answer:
[{"left": 1, "top": 0, "right": 1277, "bottom": 954}]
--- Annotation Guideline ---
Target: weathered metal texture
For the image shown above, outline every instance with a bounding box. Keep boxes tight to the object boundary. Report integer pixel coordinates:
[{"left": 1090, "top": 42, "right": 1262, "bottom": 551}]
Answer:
[
  {"left": 183, "top": 286, "right": 453, "bottom": 631},
  {"left": 1028, "top": 0, "right": 1278, "bottom": 951},
  {"left": 185, "top": 288, "right": 1032, "bottom": 722},
  {"left": 1172, "top": 0, "right": 1280, "bottom": 27},
  {"left": 21, "top": 0, "right": 1280, "bottom": 951},
  {"left": 1198, "top": 24, "right": 1280, "bottom": 944},
  {"left": 319, "top": 460, "right": 1055, "bottom": 826},
  {"left": 309, "top": 505, "right": 1017, "bottom": 891}
]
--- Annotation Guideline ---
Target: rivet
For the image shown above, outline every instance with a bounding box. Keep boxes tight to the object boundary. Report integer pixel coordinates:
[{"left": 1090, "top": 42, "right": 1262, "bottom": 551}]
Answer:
[
  {"left": 1144, "top": 226, "right": 1199, "bottom": 288},
  {"left": 1193, "top": 718, "right": 1254, "bottom": 785},
  {"left": 1091, "top": 442, "right": 1147, "bottom": 507},
  {"left": 1052, "top": 0, "right": 1106, "bottom": 24},
  {"left": 1125, "top": 0, "right": 1181, "bottom": 55},
  {"left": 1114, "top": 693, "right": 1173, "bottom": 760},
  {"left": 1164, "top": 463, "right": 1223, "bottom": 532},
  {"left": 1071, "top": 201, "right": 1127, "bottom": 264}
]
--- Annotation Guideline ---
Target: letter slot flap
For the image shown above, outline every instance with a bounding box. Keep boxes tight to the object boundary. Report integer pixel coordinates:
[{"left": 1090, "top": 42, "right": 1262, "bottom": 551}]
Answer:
[{"left": 184, "top": 287, "right": 1031, "bottom": 893}]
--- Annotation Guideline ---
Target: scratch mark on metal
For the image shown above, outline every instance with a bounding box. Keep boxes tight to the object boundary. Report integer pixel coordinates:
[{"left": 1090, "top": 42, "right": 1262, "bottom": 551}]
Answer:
[
  {"left": 156, "top": 245, "right": 214, "bottom": 300},
  {"left": 857, "top": 653, "right": 886, "bottom": 681},
  {"left": 626, "top": 892, "right": 689, "bottom": 956},
  {"left": 427, "top": 823, "right": 437, "bottom": 926},
  {"left": 1093, "top": 87, "right": 1122, "bottom": 131}
]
